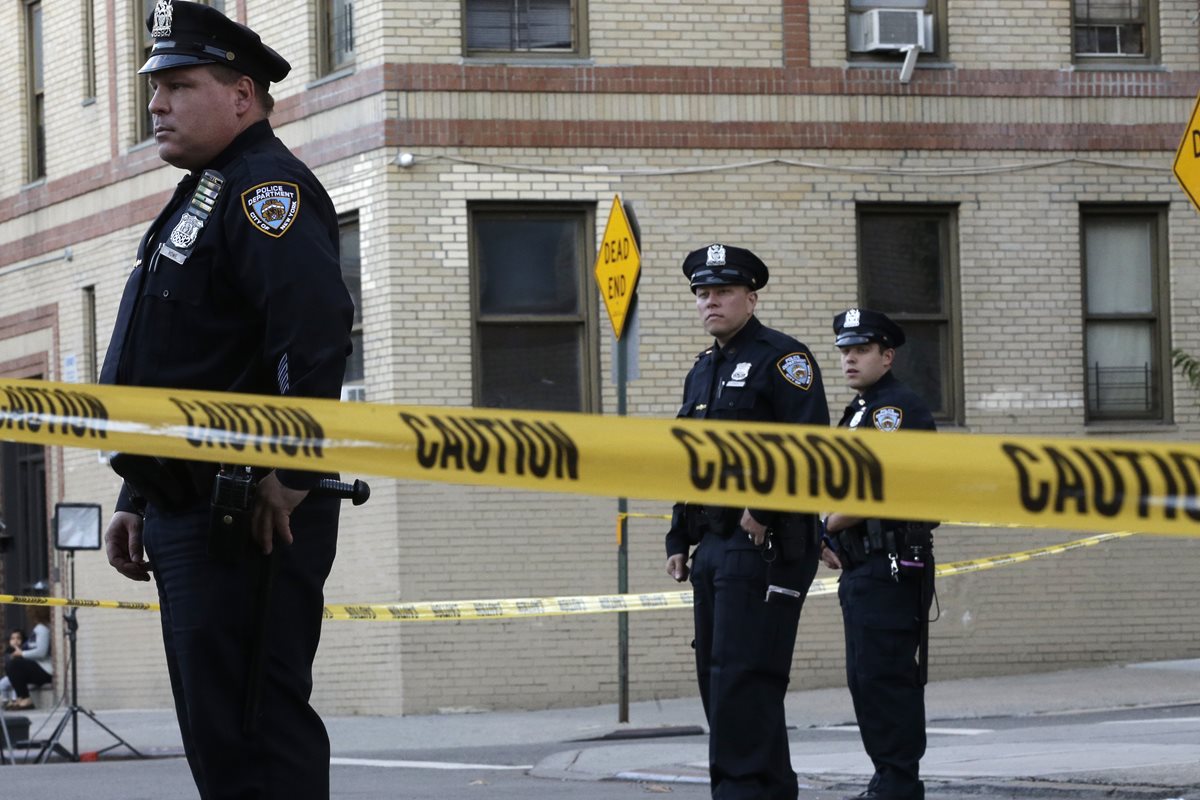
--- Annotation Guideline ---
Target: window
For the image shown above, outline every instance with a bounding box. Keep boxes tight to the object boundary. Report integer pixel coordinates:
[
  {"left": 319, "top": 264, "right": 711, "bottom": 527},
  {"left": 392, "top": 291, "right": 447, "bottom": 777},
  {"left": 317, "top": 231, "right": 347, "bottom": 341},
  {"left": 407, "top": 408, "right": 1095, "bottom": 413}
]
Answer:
[
  {"left": 135, "top": 0, "right": 155, "bottom": 142},
  {"left": 857, "top": 205, "right": 960, "bottom": 423},
  {"left": 1073, "top": 0, "right": 1155, "bottom": 63},
  {"left": 846, "top": 0, "right": 948, "bottom": 62},
  {"left": 339, "top": 214, "right": 364, "bottom": 401},
  {"left": 83, "top": 286, "right": 98, "bottom": 383},
  {"left": 469, "top": 204, "right": 598, "bottom": 411},
  {"left": 83, "top": 0, "right": 96, "bottom": 100},
  {"left": 25, "top": 0, "right": 45, "bottom": 180},
  {"left": 1081, "top": 207, "right": 1169, "bottom": 421},
  {"left": 464, "top": 0, "right": 584, "bottom": 56},
  {"left": 317, "top": 0, "right": 355, "bottom": 76}
]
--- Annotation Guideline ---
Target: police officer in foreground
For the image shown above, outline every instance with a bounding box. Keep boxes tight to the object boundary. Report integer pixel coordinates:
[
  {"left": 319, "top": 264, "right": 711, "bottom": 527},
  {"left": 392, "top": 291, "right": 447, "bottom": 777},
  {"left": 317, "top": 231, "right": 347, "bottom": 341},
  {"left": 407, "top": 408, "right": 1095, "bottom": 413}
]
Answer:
[
  {"left": 666, "top": 244, "right": 829, "bottom": 799},
  {"left": 101, "top": 2, "right": 352, "bottom": 798},
  {"left": 821, "top": 309, "right": 937, "bottom": 800}
]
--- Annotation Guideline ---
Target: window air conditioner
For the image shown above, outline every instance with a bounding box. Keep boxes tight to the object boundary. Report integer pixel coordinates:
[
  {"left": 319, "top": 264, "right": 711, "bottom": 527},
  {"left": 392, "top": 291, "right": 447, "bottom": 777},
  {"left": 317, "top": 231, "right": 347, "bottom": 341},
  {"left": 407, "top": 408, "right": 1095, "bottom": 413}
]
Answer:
[{"left": 857, "top": 8, "right": 927, "bottom": 52}]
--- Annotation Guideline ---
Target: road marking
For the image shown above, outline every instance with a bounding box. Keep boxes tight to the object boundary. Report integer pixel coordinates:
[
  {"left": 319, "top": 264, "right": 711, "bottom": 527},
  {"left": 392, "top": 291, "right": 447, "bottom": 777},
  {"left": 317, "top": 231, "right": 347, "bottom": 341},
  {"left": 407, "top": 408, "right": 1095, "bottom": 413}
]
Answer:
[
  {"left": 331, "top": 757, "right": 532, "bottom": 770},
  {"left": 1099, "top": 717, "right": 1200, "bottom": 725},
  {"left": 815, "top": 725, "right": 992, "bottom": 736}
]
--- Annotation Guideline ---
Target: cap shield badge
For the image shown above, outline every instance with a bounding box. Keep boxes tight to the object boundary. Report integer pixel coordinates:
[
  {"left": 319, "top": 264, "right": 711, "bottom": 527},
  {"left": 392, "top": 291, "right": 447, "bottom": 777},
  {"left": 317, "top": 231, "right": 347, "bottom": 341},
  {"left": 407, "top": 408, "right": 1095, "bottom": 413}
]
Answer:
[{"left": 151, "top": 0, "right": 173, "bottom": 38}]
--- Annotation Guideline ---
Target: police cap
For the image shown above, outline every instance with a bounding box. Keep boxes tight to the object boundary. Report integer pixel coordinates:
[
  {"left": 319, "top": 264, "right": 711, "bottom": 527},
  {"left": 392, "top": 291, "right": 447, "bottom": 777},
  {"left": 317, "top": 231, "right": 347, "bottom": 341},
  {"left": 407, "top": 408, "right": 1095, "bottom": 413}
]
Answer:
[
  {"left": 139, "top": 0, "right": 291, "bottom": 86},
  {"left": 681, "top": 244, "right": 769, "bottom": 292},
  {"left": 833, "top": 308, "right": 906, "bottom": 349}
]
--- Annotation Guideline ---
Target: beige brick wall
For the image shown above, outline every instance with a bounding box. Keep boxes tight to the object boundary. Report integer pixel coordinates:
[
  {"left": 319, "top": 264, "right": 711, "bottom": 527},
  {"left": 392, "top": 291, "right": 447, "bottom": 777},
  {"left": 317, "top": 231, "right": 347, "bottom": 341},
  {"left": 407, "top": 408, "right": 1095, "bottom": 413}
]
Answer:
[{"left": 0, "top": 0, "right": 1198, "bottom": 716}]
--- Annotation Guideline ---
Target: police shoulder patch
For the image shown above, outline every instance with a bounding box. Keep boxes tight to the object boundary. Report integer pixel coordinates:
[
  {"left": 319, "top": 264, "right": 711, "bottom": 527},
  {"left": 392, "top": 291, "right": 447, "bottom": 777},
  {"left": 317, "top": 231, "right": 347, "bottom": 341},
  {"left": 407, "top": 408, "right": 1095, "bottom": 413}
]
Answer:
[
  {"left": 776, "top": 352, "right": 813, "bottom": 390},
  {"left": 241, "top": 181, "right": 300, "bottom": 238},
  {"left": 872, "top": 406, "right": 903, "bottom": 431}
]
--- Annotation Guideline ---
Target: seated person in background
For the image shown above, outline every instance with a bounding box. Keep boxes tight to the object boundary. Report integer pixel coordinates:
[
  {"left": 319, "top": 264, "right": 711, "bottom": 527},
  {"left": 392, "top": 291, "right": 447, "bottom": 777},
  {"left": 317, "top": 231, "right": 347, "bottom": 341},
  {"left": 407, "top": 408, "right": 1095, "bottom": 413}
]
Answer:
[
  {"left": 1, "top": 628, "right": 28, "bottom": 702},
  {"left": 4, "top": 607, "right": 52, "bottom": 710}
]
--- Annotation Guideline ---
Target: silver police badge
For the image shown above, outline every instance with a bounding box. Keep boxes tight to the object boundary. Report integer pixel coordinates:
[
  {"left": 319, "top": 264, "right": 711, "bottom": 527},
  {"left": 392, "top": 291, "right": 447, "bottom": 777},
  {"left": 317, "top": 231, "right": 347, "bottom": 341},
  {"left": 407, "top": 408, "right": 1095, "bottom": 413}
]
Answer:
[
  {"left": 776, "top": 352, "right": 813, "bottom": 390},
  {"left": 872, "top": 407, "right": 903, "bottom": 431},
  {"left": 731, "top": 362, "right": 751, "bottom": 381},
  {"left": 152, "top": 0, "right": 173, "bottom": 38},
  {"left": 241, "top": 181, "right": 300, "bottom": 238},
  {"left": 168, "top": 213, "right": 203, "bottom": 249},
  {"left": 845, "top": 308, "right": 861, "bottom": 328},
  {"left": 706, "top": 244, "right": 726, "bottom": 267}
]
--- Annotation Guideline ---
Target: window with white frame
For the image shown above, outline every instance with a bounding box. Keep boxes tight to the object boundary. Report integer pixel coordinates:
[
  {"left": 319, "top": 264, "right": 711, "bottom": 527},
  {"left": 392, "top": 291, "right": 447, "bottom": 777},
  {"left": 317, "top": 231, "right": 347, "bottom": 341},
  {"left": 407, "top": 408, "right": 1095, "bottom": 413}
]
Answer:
[
  {"left": 26, "top": 0, "right": 45, "bottom": 180},
  {"left": 339, "top": 214, "right": 364, "bottom": 401},
  {"left": 1073, "top": 0, "right": 1155, "bottom": 63},
  {"left": 464, "top": 0, "right": 584, "bottom": 56}
]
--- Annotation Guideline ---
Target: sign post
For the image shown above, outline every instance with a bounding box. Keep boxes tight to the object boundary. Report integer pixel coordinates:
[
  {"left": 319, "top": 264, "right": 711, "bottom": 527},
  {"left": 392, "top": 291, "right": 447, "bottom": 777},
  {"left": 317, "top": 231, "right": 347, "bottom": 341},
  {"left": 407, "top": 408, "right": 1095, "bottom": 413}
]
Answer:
[{"left": 594, "top": 196, "right": 642, "bottom": 723}]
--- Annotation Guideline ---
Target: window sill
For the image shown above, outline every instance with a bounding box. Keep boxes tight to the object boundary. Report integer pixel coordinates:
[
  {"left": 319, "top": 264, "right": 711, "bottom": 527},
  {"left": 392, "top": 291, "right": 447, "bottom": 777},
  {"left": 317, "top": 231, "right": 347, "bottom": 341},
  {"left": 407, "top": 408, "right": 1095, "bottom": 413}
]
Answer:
[
  {"left": 845, "top": 58, "right": 955, "bottom": 70},
  {"left": 1084, "top": 420, "right": 1176, "bottom": 435},
  {"left": 1067, "top": 62, "right": 1166, "bottom": 73},
  {"left": 20, "top": 177, "right": 47, "bottom": 192},
  {"left": 461, "top": 54, "right": 594, "bottom": 67},
  {"left": 307, "top": 66, "right": 356, "bottom": 90}
]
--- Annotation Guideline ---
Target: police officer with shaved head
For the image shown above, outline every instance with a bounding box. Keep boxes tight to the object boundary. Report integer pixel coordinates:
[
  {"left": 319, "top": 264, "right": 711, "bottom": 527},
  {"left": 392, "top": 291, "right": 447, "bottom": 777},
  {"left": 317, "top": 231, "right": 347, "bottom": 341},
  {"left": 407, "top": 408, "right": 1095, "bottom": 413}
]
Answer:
[
  {"left": 666, "top": 244, "right": 829, "bottom": 800},
  {"left": 822, "top": 308, "right": 938, "bottom": 800},
  {"left": 100, "top": 3, "right": 352, "bottom": 798}
]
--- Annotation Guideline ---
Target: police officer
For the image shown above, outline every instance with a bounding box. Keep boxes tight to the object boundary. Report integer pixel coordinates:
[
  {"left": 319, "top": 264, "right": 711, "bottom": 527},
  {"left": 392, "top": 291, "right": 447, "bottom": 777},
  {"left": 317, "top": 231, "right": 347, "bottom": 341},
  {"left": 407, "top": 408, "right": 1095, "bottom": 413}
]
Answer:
[
  {"left": 821, "top": 308, "right": 937, "bottom": 800},
  {"left": 666, "top": 244, "right": 829, "bottom": 800},
  {"left": 101, "top": 3, "right": 353, "bottom": 798}
]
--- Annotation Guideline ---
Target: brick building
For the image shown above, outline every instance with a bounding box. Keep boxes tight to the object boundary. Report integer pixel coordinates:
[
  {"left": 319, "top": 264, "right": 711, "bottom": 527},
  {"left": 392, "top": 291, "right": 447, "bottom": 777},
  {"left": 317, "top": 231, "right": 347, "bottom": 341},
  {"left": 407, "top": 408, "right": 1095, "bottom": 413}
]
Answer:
[{"left": 0, "top": 0, "right": 1197, "bottom": 715}]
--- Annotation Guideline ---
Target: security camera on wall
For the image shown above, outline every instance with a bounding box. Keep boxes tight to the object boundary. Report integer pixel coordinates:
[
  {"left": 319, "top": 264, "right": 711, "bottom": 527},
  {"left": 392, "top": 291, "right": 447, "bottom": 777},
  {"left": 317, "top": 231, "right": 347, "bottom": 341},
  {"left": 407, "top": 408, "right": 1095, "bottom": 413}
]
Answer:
[{"left": 54, "top": 503, "right": 102, "bottom": 551}]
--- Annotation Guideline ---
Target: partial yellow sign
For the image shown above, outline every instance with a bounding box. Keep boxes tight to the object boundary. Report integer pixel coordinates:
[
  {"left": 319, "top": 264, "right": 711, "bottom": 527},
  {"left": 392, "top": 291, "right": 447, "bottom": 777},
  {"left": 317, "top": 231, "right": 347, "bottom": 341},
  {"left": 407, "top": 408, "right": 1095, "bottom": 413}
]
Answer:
[
  {"left": 1172, "top": 91, "right": 1200, "bottom": 213},
  {"left": 593, "top": 195, "right": 641, "bottom": 338}
]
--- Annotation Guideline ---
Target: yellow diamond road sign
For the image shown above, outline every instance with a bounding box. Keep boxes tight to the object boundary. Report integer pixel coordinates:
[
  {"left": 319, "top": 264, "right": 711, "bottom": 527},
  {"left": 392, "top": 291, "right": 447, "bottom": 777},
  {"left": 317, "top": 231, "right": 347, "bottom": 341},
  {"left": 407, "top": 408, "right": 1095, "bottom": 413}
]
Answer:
[
  {"left": 594, "top": 195, "right": 641, "bottom": 338},
  {"left": 1173, "top": 91, "right": 1200, "bottom": 214}
]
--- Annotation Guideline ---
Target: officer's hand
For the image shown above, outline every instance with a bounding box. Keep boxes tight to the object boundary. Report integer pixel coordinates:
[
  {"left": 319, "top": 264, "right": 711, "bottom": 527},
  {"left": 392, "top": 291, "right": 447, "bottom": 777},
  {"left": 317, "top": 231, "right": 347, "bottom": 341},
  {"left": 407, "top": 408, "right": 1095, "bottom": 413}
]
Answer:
[
  {"left": 739, "top": 509, "right": 768, "bottom": 546},
  {"left": 666, "top": 554, "right": 689, "bottom": 582},
  {"left": 820, "top": 543, "right": 843, "bottom": 571},
  {"left": 252, "top": 472, "right": 309, "bottom": 555},
  {"left": 104, "top": 512, "right": 152, "bottom": 582}
]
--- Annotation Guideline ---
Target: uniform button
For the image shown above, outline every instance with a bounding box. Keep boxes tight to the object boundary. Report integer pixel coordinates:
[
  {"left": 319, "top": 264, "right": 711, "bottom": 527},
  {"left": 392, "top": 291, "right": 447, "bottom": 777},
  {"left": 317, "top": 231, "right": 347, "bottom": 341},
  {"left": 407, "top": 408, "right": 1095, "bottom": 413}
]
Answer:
[{"left": 162, "top": 289, "right": 170, "bottom": 298}]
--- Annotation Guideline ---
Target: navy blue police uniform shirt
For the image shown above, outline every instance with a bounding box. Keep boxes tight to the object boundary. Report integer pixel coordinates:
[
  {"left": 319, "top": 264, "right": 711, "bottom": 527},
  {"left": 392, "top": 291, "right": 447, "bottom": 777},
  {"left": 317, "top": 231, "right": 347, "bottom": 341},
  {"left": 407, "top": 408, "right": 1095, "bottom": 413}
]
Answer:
[
  {"left": 666, "top": 315, "right": 830, "bottom": 559},
  {"left": 837, "top": 369, "right": 935, "bottom": 434},
  {"left": 101, "top": 119, "right": 353, "bottom": 508}
]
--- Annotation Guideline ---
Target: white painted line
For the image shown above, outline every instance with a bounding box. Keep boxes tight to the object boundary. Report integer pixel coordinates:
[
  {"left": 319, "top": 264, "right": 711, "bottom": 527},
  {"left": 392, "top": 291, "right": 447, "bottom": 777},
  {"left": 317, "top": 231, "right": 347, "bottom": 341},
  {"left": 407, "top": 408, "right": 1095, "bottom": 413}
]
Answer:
[
  {"left": 815, "top": 725, "right": 992, "bottom": 736},
  {"left": 331, "top": 757, "right": 532, "bottom": 771},
  {"left": 1098, "top": 717, "right": 1200, "bottom": 725}
]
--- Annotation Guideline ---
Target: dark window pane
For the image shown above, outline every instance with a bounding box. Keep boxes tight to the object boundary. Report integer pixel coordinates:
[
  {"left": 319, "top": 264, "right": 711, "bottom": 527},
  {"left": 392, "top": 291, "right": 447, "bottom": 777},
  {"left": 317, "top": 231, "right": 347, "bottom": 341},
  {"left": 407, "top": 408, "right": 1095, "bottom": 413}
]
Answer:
[
  {"left": 476, "top": 216, "right": 580, "bottom": 315},
  {"left": 466, "top": 0, "right": 574, "bottom": 51},
  {"left": 479, "top": 324, "right": 582, "bottom": 410},
  {"left": 860, "top": 216, "right": 944, "bottom": 313},
  {"left": 889, "top": 320, "right": 947, "bottom": 416}
]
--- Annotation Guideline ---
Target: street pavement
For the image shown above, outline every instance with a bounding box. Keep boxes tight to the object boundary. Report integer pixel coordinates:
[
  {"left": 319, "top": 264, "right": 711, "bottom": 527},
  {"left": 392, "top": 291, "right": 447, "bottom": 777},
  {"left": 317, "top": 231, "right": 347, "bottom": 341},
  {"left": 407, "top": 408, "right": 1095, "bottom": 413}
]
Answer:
[{"left": 0, "top": 658, "right": 1196, "bottom": 798}]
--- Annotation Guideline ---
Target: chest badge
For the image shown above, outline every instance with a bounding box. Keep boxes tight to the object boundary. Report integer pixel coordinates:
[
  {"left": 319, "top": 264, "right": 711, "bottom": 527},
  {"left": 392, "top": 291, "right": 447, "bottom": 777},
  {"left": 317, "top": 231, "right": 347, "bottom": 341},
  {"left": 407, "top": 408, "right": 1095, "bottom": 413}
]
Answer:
[
  {"left": 168, "top": 212, "right": 203, "bottom": 249},
  {"left": 242, "top": 181, "right": 301, "bottom": 238},
  {"left": 776, "top": 352, "right": 813, "bottom": 390},
  {"left": 730, "top": 362, "right": 752, "bottom": 381},
  {"left": 849, "top": 410, "right": 865, "bottom": 429},
  {"left": 872, "top": 407, "right": 903, "bottom": 431}
]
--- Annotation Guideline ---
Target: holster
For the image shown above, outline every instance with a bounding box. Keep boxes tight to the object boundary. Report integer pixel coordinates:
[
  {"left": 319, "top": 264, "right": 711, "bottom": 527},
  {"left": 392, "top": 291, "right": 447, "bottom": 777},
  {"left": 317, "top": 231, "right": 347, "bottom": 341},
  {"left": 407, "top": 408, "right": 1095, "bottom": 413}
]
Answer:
[{"left": 208, "top": 466, "right": 262, "bottom": 562}]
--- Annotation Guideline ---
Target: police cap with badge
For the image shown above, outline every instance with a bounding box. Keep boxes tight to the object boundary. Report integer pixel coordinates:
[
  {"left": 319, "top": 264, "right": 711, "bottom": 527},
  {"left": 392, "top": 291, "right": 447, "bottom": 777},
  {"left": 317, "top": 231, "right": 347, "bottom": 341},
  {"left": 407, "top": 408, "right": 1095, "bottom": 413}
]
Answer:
[
  {"left": 682, "top": 244, "right": 769, "bottom": 292},
  {"left": 139, "top": 0, "right": 291, "bottom": 85},
  {"left": 833, "top": 308, "right": 906, "bottom": 349}
]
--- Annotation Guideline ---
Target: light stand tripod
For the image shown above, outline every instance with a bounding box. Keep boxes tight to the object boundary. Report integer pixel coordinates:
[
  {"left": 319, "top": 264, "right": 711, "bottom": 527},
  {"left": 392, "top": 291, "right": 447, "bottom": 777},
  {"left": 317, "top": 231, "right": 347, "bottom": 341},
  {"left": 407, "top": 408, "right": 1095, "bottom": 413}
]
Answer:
[
  {"left": 34, "top": 598, "right": 144, "bottom": 763},
  {"left": 31, "top": 505, "right": 146, "bottom": 763}
]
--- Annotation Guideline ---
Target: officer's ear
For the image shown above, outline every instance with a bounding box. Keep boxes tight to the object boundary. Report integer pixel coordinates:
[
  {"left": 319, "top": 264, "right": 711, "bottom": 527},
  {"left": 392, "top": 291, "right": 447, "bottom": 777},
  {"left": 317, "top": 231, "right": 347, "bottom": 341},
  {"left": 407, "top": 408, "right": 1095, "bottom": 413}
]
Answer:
[
  {"left": 880, "top": 345, "right": 895, "bottom": 368},
  {"left": 746, "top": 288, "right": 758, "bottom": 310},
  {"left": 232, "top": 74, "right": 258, "bottom": 116}
]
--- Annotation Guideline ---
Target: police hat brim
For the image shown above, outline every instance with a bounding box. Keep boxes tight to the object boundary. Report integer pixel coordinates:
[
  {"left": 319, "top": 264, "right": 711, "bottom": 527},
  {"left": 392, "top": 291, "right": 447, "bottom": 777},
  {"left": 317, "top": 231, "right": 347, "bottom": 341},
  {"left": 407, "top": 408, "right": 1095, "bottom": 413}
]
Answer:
[
  {"left": 835, "top": 332, "right": 875, "bottom": 347},
  {"left": 688, "top": 268, "right": 757, "bottom": 291},
  {"left": 138, "top": 53, "right": 221, "bottom": 75}
]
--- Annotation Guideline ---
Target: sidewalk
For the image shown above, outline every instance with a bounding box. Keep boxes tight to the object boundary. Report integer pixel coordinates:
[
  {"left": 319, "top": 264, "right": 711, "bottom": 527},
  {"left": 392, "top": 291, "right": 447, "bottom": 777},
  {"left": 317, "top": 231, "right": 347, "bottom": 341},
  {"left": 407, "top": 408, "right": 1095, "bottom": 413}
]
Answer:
[{"left": 4, "top": 658, "right": 1198, "bottom": 793}]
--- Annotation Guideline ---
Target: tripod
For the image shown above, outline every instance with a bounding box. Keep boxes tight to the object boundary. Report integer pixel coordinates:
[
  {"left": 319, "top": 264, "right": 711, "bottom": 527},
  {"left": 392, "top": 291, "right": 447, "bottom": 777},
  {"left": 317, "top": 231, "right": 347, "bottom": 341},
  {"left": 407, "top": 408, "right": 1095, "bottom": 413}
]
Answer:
[{"left": 33, "top": 554, "right": 144, "bottom": 763}]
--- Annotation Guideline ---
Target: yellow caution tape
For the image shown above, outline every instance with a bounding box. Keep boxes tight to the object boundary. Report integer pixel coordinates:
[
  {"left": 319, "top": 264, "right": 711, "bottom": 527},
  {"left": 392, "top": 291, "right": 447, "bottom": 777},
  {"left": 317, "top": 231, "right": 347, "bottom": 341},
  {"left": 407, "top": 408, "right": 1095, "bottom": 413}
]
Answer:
[
  {"left": 0, "top": 531, "right": 1139, "bottom": 620},
  {"left": 1, "top": 378, "right": 1198, "bottom": 537}
]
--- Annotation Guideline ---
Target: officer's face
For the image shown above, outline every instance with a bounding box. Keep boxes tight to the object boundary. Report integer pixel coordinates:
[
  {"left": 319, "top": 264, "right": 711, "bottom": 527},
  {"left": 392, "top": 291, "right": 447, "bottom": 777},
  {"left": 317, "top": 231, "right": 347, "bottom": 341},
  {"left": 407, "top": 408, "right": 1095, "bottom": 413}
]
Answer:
[
  {"left": 695, "top": 284, "right": 757, "bottom": 345},
  {"left": 839, "top": 343, "right": 893, "bottom": 390},
  {"left": 147, "top": 66, "right": 251, "bottom": 170}
]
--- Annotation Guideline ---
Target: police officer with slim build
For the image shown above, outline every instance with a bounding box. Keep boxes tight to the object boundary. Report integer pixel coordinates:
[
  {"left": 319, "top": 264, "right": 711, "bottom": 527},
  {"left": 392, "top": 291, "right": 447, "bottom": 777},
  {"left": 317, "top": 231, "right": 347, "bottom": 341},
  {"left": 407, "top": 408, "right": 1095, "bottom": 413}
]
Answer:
[
  {"left": 101, "top": 3, "right": 353, "bottom": 798},
  {"left": 821, "top": 309, "right": 937, "bottom": 800},
  {"left": 666, "top": 244, "right": 829, "bottom": 799}
]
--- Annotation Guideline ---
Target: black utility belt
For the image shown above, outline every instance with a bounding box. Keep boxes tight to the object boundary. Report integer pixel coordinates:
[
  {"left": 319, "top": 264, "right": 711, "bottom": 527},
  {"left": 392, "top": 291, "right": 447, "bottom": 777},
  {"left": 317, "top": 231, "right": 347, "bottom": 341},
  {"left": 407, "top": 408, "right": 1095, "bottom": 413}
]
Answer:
[{"left": 836, "top": 522, "right": 934, "bottom": 579}]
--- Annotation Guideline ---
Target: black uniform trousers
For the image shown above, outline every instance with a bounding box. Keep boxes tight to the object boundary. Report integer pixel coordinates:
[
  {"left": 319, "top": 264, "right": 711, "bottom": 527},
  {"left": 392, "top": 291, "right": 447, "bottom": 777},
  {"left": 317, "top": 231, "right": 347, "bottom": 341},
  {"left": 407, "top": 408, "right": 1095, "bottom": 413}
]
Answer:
[
  {"left": 690, "top": 530, "right": 819, "bottom": 800},
  {"left": 143, "top": 496, "right": 339, "bottom": 800},
  {"left": 837, "top": 553, "right": 933, "bottom": 800}
]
